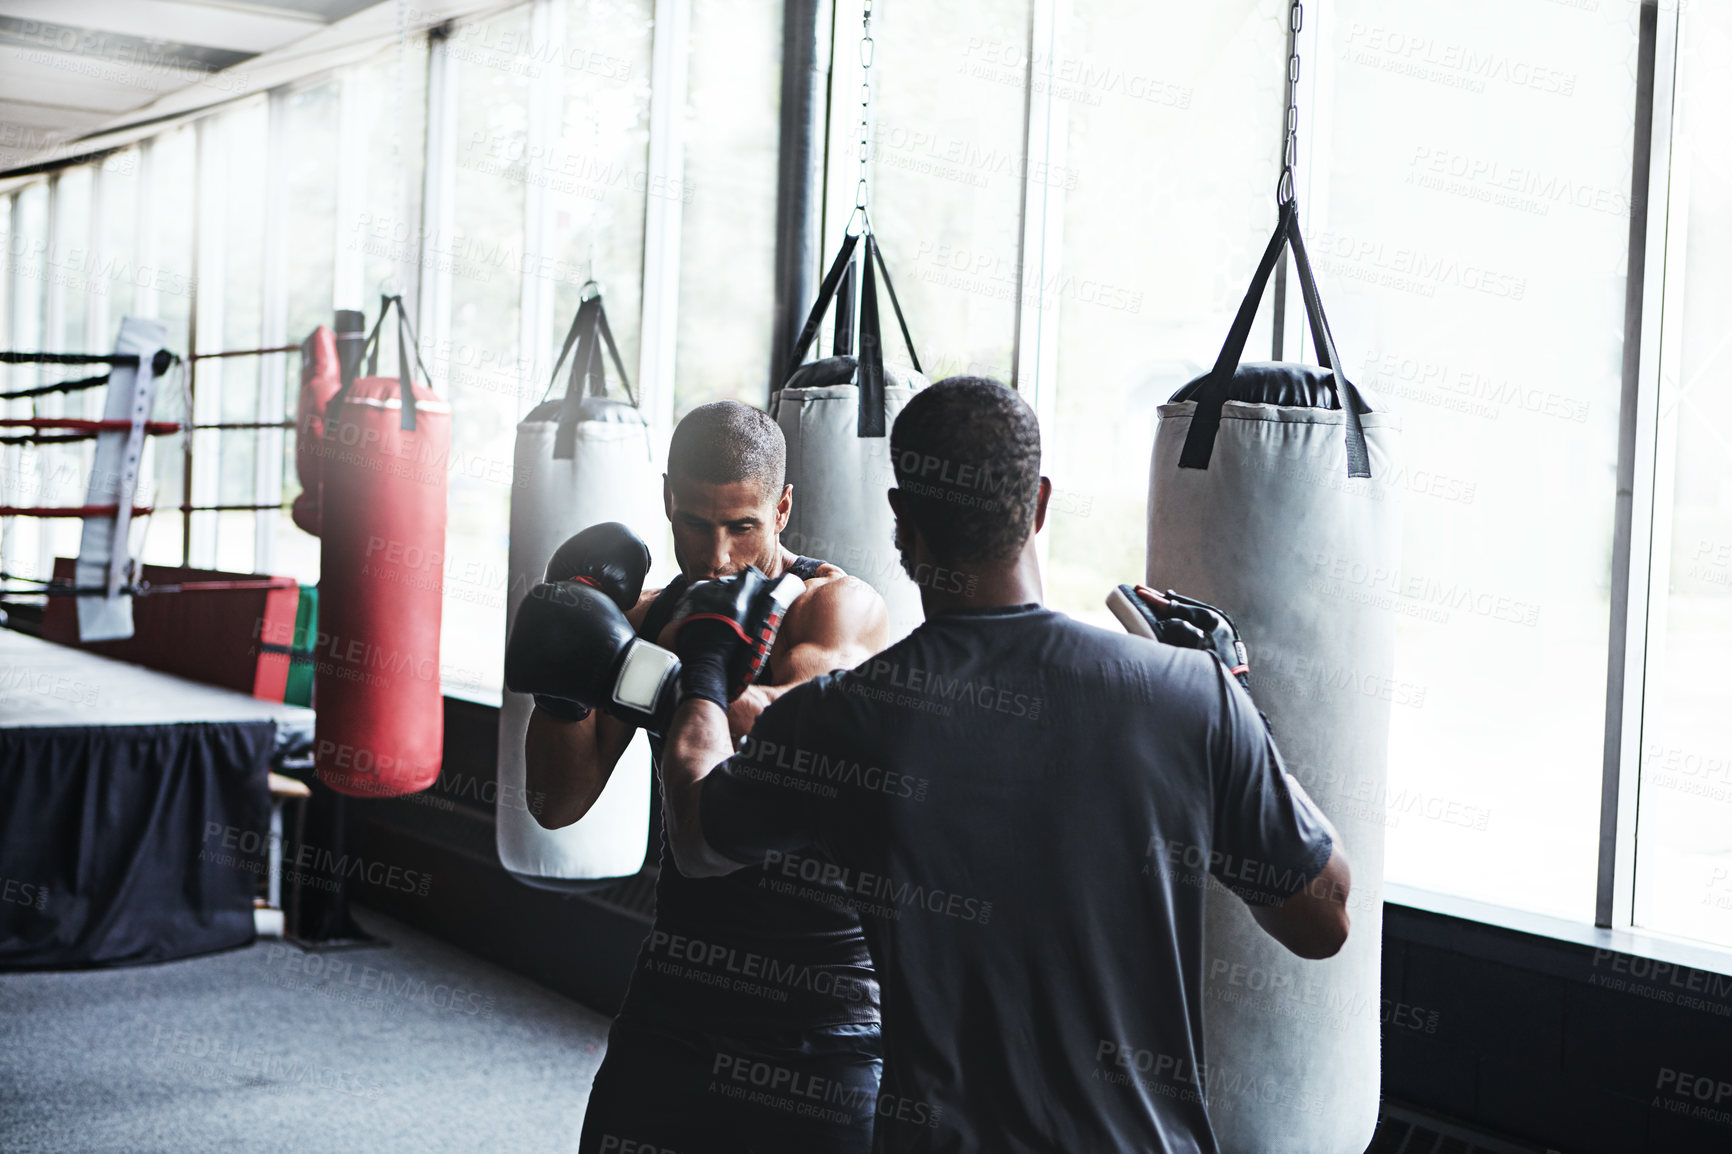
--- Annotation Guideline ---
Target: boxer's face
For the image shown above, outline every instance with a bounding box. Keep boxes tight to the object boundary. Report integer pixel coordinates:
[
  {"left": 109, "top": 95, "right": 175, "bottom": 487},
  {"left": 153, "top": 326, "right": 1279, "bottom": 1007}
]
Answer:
[{"left": 664, "top": 472, "right": 792, "bottom": 581}]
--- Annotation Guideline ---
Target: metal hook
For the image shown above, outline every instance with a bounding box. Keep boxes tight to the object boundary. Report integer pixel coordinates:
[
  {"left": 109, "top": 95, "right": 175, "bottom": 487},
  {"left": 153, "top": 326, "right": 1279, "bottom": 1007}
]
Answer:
[{"left": 579, "top": 279, "right": 603, "bottom": 301}]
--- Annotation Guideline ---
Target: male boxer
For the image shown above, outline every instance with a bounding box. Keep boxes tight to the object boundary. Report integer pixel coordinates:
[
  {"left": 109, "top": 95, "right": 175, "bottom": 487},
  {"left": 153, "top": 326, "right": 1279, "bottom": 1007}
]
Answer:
[
  {"left": 656, "top": 378, "right": 1352, "bottom": 1153},
  {"left": 516, "top": 400, "right": 891, "bottom": 1154}
]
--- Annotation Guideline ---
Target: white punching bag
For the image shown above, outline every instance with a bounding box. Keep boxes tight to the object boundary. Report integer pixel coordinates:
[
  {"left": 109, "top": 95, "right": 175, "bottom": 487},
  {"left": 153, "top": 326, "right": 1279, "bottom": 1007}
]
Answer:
[
  {"left": 776, "top": 233, "right": 927, "bottom": 643},
  {"left": 1147, "top": 204, "right": 1400, "bottom": 1153},
  {"left": 498, "top": 296, "right": 659, "bottom": 887}
]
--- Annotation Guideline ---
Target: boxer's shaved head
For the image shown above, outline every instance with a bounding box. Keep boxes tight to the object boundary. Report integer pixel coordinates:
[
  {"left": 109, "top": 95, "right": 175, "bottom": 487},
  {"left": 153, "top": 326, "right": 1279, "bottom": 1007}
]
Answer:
[
  {"left": 668, "top": 400, "right": 786, "bottom": 498},
  {"left": 891, "top": 377, "right": 1042, "bottom": 565},
  {"left": 664, "top": 400, "right": 791, "bottom": 580}
]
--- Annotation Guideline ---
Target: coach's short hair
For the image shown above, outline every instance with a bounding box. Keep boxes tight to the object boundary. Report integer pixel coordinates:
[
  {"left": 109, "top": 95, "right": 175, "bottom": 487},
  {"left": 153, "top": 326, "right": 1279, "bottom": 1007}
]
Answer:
[
  {"left": 890, "top": 377, "right": 1041, "bottom": 563},
  {"left": 667, "top": 400, "right": 786, "bottom": 498}
]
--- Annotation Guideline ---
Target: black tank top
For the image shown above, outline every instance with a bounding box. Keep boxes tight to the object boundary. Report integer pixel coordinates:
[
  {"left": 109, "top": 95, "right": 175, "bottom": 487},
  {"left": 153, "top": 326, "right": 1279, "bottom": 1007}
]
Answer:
[{"left": 623, "top": 555, "right": 880, "bottom": 1033}]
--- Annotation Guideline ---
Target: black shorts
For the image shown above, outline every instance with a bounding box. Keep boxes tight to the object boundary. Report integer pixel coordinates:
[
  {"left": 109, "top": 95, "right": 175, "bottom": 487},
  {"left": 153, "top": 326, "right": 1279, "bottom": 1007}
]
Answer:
[{"left": 577, "top": 1015, "right": 882, "bottom": 1154}]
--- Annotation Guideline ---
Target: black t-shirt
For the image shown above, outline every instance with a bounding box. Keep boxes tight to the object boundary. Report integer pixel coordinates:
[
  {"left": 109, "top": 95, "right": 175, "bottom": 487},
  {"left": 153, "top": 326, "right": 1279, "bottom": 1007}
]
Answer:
[
  {"left": 700, "top": 604, "right": 1334, "bottom": 1153},
  {"left": 617, "top": 557, "right": 880, "bottom": 1034}
]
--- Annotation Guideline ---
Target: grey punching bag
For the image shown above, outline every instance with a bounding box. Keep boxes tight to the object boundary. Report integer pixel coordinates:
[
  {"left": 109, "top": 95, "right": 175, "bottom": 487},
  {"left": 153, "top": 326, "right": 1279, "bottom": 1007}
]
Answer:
[
  {"left": 775, "top": 234, "right": 927, "bottom": 642},
  {"left": 498, "top": 293, "right": 659, "bottom": 888},
  {"left": 1147, "top": 203, "right": 1400, "bottom": 1152}
]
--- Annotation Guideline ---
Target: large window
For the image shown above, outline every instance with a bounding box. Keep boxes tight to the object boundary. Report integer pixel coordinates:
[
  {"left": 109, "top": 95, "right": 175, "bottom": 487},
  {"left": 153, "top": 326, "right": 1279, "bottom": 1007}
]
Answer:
[
  {"left": 831, "top": 0, "right": 1033, "bottom": 386},
  {"left": 432, "top": 0, "right": 657, "bottom": 700},
  {"left": 192, "top": 99, "right": 272, "bottom": 576},
  {"left": 1309, "top": 0, "right": 1638, "bottom": 920},
  {"left": 674, "top": 0, "right": 784, "bottom": 415},
  {"left": 139, "top": 126, "right": 198, "bottom": 569},
  {"left": 1634, "top": 0, "right": 1732, "bottom": 950},
  {"left": 1038, "top": 0, "right": 1288, "bottom": 622},
  {"left": 0, "top": 0, "right": 1724, "bottom": 956}
]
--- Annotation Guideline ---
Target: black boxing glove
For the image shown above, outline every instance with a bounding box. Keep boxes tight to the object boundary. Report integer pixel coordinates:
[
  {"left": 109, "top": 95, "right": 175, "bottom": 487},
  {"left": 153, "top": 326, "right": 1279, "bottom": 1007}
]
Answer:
[
  {"left": 545, "top": 521, "right": 650, "bottom": 610},
  {"left": 505, "top": 580, "right": 681, "bottom": 734},
  {"left": 1107, "top": 584, "right": 1251, "bottom": 690},
  {"left": 533, "top": 522, "right": 653, "bottom": 722},
  {"left": 666, "top": 567, "right": 804, "bottom": 709}
]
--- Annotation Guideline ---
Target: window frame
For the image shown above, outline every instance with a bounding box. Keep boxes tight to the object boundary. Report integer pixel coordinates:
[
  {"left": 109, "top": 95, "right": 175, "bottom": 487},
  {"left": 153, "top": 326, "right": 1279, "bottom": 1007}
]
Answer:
[{"left": 796, "top": 0, "right": 1702, "bottom": 958}]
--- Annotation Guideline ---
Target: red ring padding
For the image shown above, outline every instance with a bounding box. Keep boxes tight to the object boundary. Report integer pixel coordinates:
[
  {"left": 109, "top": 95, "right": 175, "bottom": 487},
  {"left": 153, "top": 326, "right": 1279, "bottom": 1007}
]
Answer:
[{"left": 290, "top": 326, "right": 341, "bottom": 537}]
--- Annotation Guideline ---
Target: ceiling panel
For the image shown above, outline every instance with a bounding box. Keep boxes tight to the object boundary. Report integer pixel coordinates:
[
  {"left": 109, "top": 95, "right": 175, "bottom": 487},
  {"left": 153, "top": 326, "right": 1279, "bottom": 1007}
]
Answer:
[
  {"left": 0, "top": 45, "right": 192, "bottom": 113},
  {"left": 0, "top": 1, "right": 322, "bottom": 54},
  {"left": 0, "top": 0, "right": 394, "bottom": 173}
]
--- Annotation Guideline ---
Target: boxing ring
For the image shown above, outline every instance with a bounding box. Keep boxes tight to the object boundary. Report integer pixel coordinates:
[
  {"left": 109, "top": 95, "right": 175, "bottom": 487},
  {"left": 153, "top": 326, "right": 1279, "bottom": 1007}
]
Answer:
[{"left": 0, "top": 627, "right": 314, "bottom": 969}]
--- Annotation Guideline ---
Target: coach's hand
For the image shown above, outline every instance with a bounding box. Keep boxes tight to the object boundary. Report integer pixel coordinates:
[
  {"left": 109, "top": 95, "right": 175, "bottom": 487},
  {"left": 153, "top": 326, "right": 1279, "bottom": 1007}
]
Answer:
[
  {"left": 1109, "top": 583, "right": 1251, "bottom": 690},
  {"left": 667, "top": 567, "right": 805, "bottom": 710}
]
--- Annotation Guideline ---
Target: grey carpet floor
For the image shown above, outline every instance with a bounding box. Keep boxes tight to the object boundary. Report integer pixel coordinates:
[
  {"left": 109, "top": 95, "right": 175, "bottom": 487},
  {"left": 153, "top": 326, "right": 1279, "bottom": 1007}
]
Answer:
[{"left": 0, "top": 907, "right": 613, "bottom": 1154}]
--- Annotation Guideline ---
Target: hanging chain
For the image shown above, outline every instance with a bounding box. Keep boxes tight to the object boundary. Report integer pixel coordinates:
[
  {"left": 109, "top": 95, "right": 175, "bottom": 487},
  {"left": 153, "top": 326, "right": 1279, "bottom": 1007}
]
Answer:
[
  {"left": 1278, "top": 0, "right": 1302, "bottom": 205},
  {"left": 852, "top": 0, "right": 875, "bottom": 230}
]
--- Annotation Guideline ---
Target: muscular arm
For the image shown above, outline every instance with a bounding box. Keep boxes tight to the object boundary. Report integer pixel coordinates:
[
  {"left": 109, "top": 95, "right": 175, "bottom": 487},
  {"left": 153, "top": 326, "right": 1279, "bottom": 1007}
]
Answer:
[
  {"left": 726, "top": 571, "right": 889, "bottom": 738},
  {"left": 524, "top": 589, "right": 659, "bottom": 829},
  {"left": 668, "top": 568, "right": 890, "bottom": 877},
  {"left": 1250, "top": 845, "right": 1352, "bottom": 959},
  {"left": 1247, "top": 773, "right": 1352, "bottom": 959},
  {"left": 663, "top": 699, "right": 743, "bottom": 878}
]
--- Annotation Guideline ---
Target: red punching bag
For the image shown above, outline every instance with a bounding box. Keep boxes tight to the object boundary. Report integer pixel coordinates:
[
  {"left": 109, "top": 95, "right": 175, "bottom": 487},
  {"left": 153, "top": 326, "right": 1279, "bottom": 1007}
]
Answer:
[{"left": 314, "top": 296, "right": 450, "bottom": 797}]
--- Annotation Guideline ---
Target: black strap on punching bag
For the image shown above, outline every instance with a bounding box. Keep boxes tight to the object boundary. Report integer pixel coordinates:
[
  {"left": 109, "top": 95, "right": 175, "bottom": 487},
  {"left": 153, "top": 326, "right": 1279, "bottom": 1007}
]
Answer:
[
  {"left": 869, "top": 234, "right": 921, "bottom": 377},
  {"left": 1178, "top": 202, "right": 1372, "bottom": 478},
  {"left": 547, "top": 289, "right": 638, "bottom": 460},
  {"left": 833, "top": 260, "right": 856, "bottom": 357},
  {"left": 333, "top": 294, "right": 439, "bottom": 433},
  {"left": 858, "top": 239, "right": 885, "bottom": 436},
  {"left": 778, "top": 227, "right": 922, "bottom": 438},
  {"left": 784, "top": 231, "right": 862, "bottom": 372}
]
